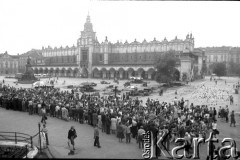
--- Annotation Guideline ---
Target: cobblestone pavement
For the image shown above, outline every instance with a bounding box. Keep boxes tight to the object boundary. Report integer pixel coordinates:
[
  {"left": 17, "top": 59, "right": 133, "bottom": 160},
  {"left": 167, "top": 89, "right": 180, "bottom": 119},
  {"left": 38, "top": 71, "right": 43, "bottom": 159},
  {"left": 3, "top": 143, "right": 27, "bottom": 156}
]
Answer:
[{"left": 0, "top": 76, "right": 240, "bottom": 159}]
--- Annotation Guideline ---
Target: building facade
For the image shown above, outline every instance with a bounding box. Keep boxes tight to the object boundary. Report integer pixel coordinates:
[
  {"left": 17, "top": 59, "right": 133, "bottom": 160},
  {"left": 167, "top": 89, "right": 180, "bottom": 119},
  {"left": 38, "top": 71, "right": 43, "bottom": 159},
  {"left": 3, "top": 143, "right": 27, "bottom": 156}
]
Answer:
[
  {"left": 0, "top": 51, "right": 19, "bottom": 74},
  {"left": 229, "top": 47, "right": 240, "bottom": 64},
  {"left": 199, "top": 46, "right": 240, "bottom": 75},
  {"left": 32, "top": 15, "right": 204, "bottom": 80}
]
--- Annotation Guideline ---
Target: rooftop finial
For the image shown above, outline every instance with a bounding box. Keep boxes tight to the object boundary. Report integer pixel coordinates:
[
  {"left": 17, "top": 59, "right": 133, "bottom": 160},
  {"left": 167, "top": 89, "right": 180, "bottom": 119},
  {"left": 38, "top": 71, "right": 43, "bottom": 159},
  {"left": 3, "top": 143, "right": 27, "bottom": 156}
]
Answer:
[{"left": 86, "top": 12, "right": 90, "bottom": 23}]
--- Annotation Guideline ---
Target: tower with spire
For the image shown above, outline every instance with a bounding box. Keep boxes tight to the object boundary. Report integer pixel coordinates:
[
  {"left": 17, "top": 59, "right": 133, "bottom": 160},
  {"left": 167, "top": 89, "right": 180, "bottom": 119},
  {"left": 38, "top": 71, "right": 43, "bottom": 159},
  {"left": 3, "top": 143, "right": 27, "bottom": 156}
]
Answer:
[
  {"left": 78, "top": 13, "right": 96, "bottom": 47},
  {"left": 77, "top": 13, "right": 96, "bottom": 78}
]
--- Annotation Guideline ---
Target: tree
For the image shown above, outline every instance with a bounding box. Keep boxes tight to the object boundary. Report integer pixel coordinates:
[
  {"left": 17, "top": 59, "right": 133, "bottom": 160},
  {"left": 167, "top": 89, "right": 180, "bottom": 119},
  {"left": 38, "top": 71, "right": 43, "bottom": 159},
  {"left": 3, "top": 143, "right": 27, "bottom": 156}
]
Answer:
[
  {"left": 228, "top": 60, "right": 237, "bottom": 75},
  {"left": 228, "top": 60, "right": 240, "bottom": 76},
  {"left": 212, "top": 62, "right": 226, "bottom": 78},
  {"left": 234, "top": 64, "right": 240, "bottom": 77},
  {"left": 155, "top": 51, "right": 179, "bottom": 84}
]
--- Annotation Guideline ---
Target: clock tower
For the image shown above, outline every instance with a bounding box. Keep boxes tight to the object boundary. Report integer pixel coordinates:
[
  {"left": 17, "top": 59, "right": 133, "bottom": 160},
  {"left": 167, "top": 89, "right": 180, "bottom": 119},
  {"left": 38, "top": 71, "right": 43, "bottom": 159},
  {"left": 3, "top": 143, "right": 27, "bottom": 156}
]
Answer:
[{"left": 77, "top": 13, "right": 96, "bottom": 78}]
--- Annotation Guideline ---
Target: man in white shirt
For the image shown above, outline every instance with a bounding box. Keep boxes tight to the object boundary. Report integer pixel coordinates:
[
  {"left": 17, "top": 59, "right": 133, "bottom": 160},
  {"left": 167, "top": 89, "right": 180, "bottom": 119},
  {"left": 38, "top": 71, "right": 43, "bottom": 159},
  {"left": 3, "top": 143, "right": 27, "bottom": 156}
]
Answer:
[
  {"left": 212, "top": 120, "right": 219, "bottom": 138},
  {"left": 55, "top": 105, "right": 60, "bottom": 118}
]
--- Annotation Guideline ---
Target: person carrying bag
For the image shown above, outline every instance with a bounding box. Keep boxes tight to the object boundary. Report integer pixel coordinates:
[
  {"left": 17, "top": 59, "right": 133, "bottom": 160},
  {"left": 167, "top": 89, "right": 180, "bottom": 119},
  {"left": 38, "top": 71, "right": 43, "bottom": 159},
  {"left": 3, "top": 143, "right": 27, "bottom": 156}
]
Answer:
[{"left": 68, "top": 126, "right": 77, "bottom": 155}]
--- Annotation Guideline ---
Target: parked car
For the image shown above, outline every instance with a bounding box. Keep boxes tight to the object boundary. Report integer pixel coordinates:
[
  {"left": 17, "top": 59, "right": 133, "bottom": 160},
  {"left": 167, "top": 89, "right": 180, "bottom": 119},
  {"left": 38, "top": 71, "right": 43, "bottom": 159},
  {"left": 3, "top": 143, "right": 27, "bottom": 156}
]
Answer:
[
  {"left": 100, "top": 80, "right": 110, "bottom": 84},
  {"left": 143, "top": 87, "right": 153, "bottom": 93},
  {"left": 138, "top": 90, "right": 150, "bottom": 96},
  {"left": 79, "top": 85, "right": 95, "bottom": 92},
  {"left": 124, "top": 82, "right": 131, "bottom": 87},
  {"left": 106, "top": 85, "right": 114, "bottom": 88},
  {"left": 90, "top": 82, "right": 97, "bottom": 87},
  {"left": 128, "top": 89, "right": 139, "bottom": 96},
  {"left": 67, "top": 85, "right": 74, "bottom": 89}
]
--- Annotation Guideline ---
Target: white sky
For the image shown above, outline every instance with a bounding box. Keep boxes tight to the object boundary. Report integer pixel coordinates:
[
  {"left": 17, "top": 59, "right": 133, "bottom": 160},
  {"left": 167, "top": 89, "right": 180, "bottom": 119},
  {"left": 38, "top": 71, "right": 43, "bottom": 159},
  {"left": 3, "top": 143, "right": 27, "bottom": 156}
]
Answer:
[{"left": 0, "top": 0, "right": 240, "bottom": 55}]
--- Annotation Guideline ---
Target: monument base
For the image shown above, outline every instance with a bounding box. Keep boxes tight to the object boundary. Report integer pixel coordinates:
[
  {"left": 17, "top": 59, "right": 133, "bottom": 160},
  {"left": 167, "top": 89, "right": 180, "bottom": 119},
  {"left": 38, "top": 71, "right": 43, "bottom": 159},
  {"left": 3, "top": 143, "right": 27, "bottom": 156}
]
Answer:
[{"left": 18, "top": 80, "right": 38, "bottom": 84}]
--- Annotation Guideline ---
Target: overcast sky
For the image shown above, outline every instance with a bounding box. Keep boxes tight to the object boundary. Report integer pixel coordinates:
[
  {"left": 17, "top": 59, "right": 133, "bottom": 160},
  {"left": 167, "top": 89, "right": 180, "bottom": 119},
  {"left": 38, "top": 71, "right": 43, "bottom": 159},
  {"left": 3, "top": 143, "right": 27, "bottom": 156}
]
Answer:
[{"left": 0, "top": 0, "right": 239, "bottom": 55}]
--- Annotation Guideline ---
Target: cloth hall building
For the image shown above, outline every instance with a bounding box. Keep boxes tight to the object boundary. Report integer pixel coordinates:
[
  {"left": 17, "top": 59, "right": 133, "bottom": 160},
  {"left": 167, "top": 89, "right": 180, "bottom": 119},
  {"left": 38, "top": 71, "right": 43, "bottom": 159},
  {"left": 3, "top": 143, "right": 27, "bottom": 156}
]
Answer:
[{"left": 32, "top": 15, "right": 205, "bottom": 80}]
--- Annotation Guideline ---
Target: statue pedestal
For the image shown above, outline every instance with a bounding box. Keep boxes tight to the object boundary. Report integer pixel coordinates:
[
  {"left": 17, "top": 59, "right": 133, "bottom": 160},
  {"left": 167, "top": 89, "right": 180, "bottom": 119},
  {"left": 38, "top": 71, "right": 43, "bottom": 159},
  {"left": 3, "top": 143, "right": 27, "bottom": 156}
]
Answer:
[{"left": 18, "top": 58, "right": 38, "bottom": 84}]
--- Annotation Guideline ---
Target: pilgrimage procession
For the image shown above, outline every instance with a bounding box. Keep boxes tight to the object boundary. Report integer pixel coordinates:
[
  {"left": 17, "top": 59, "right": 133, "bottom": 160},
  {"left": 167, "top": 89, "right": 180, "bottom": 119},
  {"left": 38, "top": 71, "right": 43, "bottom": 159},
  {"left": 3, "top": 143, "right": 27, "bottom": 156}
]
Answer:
[{"left": 0, "top": 75, "right": 239, "bottom": 159}]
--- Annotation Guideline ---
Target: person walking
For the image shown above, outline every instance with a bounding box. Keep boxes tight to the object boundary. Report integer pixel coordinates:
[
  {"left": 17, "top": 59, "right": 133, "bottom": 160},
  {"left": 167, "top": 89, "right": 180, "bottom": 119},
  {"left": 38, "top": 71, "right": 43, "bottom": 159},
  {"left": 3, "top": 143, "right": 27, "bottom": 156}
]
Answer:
[
  {"left": 68, "top": 126, "right": 77, "bottom": 155},
  {"left": 41, "top": 106, "right": 47, "bottom": 124},
  {"left": 230, "top": 110, "right": 236, "bottom": 127},
  {"left": 94, "top": 126, "right": 101, "bottom": 148}
]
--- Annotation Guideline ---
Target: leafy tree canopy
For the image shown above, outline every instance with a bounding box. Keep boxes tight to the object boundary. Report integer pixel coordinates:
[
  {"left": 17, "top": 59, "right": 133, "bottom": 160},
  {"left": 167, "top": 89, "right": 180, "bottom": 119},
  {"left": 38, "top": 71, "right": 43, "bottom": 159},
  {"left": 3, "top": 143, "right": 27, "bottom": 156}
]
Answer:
[
  {"left": 211, "top": 62, "right": 226, "bottom": 77},
  {"left": 155, "top": 51, "right": 179, "bottom": 83}
]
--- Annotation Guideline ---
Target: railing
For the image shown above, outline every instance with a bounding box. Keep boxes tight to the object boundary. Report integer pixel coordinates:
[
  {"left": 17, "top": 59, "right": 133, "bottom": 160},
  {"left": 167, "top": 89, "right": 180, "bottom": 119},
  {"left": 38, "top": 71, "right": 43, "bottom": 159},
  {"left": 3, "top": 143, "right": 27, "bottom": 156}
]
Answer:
[
  {"left": 0, "top": 123, "right": 43, "bottom": 151},
  {"left": 0, "top": 132, "right": 33, "bottom": 148},
  {"left": 0, "top": 124, "right": 44, "bottom": 158}
]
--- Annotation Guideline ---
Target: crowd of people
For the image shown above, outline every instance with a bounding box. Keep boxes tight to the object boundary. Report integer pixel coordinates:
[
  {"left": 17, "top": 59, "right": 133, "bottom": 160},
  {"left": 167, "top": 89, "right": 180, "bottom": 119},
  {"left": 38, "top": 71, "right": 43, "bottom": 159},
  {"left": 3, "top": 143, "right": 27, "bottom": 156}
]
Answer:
[{"left": 0, "top": 78, "right": 238, "bottom": 158}]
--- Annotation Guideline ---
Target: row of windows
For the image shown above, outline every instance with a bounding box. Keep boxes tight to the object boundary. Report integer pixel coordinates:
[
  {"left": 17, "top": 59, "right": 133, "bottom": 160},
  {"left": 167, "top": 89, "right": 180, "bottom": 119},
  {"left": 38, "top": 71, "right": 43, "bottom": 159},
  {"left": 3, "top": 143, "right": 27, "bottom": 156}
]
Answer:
[
  {"left": 94, "top": 44, "right": 193, "bottom": 53},
  {"left": 207, "top": 55, "right": 228, "bottom": 62},
  {"left": 43, "top": 51, "right": 77, "bottom": 57},
  {"left": 44, "top": 56, "right": 77, "bottom": 65},
  {"left": 0, "top": 63, "right": 18, "bottom": 68}
]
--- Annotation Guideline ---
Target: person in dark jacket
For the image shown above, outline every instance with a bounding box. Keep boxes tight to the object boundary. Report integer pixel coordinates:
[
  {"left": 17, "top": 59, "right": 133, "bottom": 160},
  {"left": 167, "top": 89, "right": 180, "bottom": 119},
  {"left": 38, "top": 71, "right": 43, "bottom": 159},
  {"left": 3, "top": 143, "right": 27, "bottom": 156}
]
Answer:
[
  {"left": 94, "top": 126, "right": 101, "bottom": 148},
  {"left": 79, "top": 107, "right": 84, "bottom": 124},
  {"left": 68, "top": 126, "right": 77, "bottom": 155},
  {"left": 88, "top": 109, "right": 92, "bottom": 125},
  {"left": 50, "top": 102, "right": 55, "bottom": 117},
  {"left": 92, "top": 111, "right": 98, "bottom": 127},
  {"left": 101, "top": 113, "right": 106, "bottom": 132},
  {"left": 106, "top": 115, "right": 111, "bottom": 134}
]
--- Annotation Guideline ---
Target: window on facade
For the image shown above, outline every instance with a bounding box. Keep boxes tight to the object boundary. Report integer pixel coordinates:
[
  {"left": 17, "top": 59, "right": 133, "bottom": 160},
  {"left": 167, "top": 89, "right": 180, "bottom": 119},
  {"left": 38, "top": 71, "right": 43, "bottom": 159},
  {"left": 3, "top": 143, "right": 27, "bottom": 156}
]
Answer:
[
  {"left": 99, "top": 55, "right": 103, "bottom": 62},
  {"left": 82, "top": 53, "right": 88, "bottom": 61}
]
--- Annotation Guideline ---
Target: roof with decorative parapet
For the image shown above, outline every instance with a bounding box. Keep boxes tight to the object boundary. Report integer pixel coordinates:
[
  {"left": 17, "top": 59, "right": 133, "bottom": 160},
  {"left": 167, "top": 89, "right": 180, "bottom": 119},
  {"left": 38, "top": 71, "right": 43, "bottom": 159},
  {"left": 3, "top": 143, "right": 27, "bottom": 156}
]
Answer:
[{"left": 0, "top": 51, "right": 19, "bottom": 59}]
